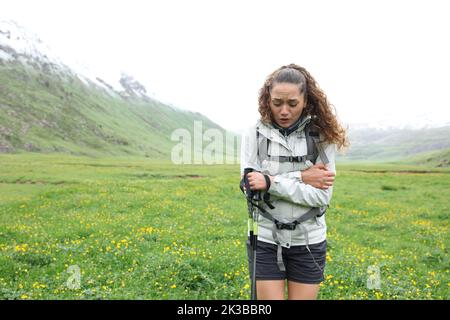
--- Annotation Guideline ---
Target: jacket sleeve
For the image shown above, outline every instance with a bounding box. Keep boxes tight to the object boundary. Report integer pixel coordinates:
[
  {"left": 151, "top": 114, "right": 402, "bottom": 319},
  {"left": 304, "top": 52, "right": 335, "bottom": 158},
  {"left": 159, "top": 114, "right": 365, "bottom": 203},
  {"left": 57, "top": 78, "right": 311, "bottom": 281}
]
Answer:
[
  {"left": 268, "top": 142, "right": 337, "bottom": 207},
  {"left": 240, "top": 126, "right": 261, "bottom": 175},
  {"left": 240, "top": 126, "right": 302, "bottom": 179}
]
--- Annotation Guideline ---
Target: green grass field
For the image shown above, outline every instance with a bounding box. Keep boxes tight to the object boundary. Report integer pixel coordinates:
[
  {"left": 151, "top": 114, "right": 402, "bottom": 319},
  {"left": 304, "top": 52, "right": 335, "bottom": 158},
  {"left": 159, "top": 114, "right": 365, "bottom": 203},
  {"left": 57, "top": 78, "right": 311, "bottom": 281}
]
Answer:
[{"left": 0, "top": 153, "right": 448, "bottom": 299}]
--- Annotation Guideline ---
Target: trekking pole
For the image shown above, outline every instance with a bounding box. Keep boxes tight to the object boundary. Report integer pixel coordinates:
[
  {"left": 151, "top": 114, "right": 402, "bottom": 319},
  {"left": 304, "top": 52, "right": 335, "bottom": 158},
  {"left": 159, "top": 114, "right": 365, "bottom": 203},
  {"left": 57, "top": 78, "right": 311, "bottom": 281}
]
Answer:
[
  {"left": 242, "top": 168, "right": 261, "bottom": 300},
  {"left": 250, "top": 193, "right": 260, "bottom": 300},
  {"left": 246, "top": 198, "right": 256, "bottom": 299}
]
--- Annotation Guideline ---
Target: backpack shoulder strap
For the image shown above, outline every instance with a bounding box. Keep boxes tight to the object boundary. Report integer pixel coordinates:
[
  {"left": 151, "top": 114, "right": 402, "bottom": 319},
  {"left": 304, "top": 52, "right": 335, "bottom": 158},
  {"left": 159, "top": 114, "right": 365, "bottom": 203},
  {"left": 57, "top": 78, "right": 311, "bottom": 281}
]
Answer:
[
  {"left": 256, "top": 127, "right": 269, "bottom": 164},
  {"left": 305, "top": 122, "right": 329, "bottom": 165},
  {"left": 304, "top": 122, "right": 319, "bottom": 164}
]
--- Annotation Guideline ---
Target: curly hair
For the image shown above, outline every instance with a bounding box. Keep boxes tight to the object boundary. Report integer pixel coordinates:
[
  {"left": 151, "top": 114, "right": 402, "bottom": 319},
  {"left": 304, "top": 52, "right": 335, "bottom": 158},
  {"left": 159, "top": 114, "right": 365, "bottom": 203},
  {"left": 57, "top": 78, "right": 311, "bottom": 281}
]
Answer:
[{"left": 258, "top": 63, "right": 348, "bottom": 150}]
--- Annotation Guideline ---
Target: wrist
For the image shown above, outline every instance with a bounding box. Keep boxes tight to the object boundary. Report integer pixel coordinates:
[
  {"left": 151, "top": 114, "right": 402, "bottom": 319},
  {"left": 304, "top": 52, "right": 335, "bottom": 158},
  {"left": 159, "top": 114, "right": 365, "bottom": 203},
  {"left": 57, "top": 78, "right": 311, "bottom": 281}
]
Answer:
[
  {"left": 264, "top": 175, "right": 274, "bottom": 191},
  {"left": 300, "top": 170, "right": 309, "bottom": 185}
]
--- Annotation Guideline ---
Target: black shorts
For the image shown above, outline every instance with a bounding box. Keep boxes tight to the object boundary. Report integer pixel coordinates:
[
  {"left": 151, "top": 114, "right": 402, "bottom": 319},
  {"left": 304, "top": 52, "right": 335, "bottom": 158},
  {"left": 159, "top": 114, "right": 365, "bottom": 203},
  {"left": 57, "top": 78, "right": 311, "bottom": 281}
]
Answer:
[{"left": 246, "top": 239, "right": 327, "bottom": 284}]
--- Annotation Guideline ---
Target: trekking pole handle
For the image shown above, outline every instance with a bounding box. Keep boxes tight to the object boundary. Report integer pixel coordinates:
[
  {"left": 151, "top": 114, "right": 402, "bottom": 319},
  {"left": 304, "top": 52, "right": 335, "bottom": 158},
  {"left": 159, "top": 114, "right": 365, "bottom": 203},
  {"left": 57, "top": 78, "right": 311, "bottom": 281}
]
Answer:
[{"left": 243, "top": 168, "right": 261, "bottom": 201}]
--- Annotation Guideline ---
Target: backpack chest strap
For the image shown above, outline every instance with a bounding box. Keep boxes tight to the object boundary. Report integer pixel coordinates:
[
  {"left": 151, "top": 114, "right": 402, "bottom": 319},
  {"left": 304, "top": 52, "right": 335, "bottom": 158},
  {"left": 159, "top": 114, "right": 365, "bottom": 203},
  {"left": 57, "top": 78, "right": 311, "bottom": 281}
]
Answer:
[{"left": 268, "top": 155, "right": 316, "bottom": 163}]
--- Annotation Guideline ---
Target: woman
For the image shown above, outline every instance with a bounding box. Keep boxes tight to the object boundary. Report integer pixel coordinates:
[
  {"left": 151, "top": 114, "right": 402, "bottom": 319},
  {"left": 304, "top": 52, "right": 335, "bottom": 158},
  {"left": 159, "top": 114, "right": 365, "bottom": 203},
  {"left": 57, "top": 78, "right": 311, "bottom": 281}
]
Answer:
[{"left": 240, "top": 64, "right": 347, "bottom": 300}]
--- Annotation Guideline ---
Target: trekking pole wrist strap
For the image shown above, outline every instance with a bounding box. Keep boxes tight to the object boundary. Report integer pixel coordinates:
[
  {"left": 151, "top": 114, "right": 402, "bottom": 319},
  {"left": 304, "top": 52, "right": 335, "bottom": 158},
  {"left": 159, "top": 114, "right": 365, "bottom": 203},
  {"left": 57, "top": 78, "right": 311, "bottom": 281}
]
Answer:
[{"left": 263, "top": 174, "right": 271, "bottom": 191}]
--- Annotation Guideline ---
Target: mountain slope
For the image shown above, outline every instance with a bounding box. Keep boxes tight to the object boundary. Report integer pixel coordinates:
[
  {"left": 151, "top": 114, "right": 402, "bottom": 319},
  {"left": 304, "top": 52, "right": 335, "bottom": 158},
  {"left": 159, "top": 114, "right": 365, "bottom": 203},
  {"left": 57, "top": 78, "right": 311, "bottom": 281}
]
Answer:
[
  {"left": 397, "top": 147, "right": 450, "bottom": 167},
  {"left": 338, "top": 125, "right": 450, "bottom": 161},
  {"left": 0, "top": 20, "right": 232, "bottom": 159}
]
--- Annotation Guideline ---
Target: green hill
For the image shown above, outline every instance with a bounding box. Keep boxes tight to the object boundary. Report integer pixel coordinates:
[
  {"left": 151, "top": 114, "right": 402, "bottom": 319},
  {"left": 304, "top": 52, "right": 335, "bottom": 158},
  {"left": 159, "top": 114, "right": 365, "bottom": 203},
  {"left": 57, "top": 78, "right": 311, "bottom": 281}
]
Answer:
[
  {"left": 397, "top": 147, "right": 450, "bottom": 167},
  {"left": 0, "top": 61, "right": 236, "bottom": 159},
  {"left": 338, "top": 125, "right": 450, "bottom": 162}
]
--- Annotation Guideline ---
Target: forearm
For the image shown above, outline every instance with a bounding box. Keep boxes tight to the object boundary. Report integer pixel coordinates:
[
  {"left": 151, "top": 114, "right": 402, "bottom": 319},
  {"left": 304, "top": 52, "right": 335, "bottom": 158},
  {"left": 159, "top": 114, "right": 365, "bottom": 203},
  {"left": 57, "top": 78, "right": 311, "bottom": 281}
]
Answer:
[
  {"left": 268, "top": 141, "right": 337, "bottom": 207},
  {"left": 268, "top": 175, "right": 333, "bottom": 207}
]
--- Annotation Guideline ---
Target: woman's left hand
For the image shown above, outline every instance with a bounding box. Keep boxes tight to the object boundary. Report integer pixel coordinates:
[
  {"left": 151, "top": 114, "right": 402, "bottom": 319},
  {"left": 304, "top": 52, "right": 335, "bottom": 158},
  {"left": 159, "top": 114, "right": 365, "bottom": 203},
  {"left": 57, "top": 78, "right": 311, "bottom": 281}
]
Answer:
[{"left": 247, "top": 172, "right": 273, "bottom": 191}]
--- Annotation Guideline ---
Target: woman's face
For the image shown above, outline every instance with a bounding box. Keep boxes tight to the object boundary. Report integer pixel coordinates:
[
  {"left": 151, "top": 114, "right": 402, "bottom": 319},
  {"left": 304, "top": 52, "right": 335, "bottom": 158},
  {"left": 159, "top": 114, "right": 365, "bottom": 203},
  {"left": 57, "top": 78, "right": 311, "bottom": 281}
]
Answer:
[{"left": 269, "top": 82, "right": 305, "bottom": 128}]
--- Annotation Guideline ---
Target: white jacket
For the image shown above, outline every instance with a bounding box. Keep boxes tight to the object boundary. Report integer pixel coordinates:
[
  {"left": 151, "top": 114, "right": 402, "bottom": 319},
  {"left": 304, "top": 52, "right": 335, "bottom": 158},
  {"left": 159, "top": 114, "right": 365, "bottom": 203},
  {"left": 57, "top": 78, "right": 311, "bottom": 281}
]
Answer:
[{"left": 240, "top": 117, "right": 337, "bottom": 247}]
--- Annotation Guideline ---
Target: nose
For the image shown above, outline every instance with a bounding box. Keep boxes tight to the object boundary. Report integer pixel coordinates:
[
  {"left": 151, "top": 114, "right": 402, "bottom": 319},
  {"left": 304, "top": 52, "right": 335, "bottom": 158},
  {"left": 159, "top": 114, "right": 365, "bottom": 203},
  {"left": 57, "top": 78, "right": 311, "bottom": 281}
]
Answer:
[{"left": 280, "top": 105, "right": 290, "bottom": 117}]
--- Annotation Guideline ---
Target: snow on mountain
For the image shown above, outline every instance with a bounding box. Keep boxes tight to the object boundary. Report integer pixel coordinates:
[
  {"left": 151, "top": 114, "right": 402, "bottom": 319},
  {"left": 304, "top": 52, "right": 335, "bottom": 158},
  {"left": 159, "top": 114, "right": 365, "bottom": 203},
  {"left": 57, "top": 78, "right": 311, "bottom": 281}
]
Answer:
[
  {"left": 0, "top": 19, "right": 68, "bottom": 71},
  {"left": 0, "top": 19, "right": 148, "bottom": 98}
]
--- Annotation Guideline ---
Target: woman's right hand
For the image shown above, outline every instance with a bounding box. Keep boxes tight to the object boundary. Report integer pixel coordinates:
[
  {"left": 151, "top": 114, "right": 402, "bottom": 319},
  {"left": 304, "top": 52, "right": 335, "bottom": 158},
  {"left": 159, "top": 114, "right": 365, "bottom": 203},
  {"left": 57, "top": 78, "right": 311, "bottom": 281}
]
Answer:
[{"left": 301, "top": 164, "right": 335, "bottom": 190}]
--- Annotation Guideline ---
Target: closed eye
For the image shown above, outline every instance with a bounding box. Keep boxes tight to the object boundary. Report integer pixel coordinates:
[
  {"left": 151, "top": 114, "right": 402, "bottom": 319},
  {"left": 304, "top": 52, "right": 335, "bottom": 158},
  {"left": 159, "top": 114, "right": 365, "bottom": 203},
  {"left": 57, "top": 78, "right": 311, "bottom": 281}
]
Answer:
[
  {"left": 272, "top": 99, "right": 282, "bottom": 107},
  {"left": 272, "top": 99, "right": 298, "bottom": 107}
]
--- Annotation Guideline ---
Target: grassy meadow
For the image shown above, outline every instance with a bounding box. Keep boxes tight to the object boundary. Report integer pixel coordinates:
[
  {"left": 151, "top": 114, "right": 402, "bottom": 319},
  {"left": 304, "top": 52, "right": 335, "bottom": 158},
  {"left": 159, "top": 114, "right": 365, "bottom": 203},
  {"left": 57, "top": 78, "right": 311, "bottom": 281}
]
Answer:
[{"left": 0, "top": 153, "right": 448, "bottom": 300}]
